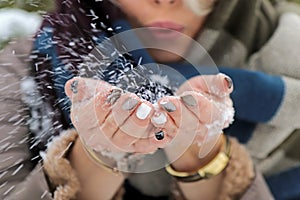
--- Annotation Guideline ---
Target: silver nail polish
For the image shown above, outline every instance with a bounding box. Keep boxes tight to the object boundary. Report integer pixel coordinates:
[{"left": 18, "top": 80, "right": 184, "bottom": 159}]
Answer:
[
  {"left": 136, "top": 103, "right": 152, "bottom": 120},
  {"left": 160, "top": 101, "right": 176, "bottom": 112},
  {"left": 152, "top": 112, "right": 167, "bottom": 125},
  {"left": 106, "top": 88, "right": 123, "bottom": 105},
  {"left": 122, "top": 98, "right": 139, "bottom": 110},
  {"left": 71, "top": 80, "right": 79, "bottom": 94},
  {"left": 224, "top": 76, "right": 233, "bottom": 89},
  {"left": 181, "top": 95, "right": 197, "bottom": 106}
]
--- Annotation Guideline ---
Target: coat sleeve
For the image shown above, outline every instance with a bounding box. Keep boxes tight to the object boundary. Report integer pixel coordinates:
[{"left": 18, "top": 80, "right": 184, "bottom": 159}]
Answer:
[
  {"left": 219, "top": 12, "right": 300, "bottom": 130},
  {"left": 0, "top": 37, "right": 53, "bottom": 200},
  {"left": 240, "top": 169, "right": 274, "bottom": 200},
  {"left": 247, "top": 12, "right": 300, "bottom": 129}
]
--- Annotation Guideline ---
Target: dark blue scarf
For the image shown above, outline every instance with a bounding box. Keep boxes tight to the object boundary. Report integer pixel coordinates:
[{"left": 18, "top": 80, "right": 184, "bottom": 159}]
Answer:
[
  {"left": 32, "top": 19, "right": 285, "bottom": 148},
  {"left": 110, "top": 20, "right": 285, "bottom": 142}
]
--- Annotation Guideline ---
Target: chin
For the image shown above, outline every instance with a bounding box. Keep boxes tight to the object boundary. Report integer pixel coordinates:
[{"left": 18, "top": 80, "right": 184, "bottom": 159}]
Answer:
[{"left": 149, "top": 49, "right": 185, "bottom": 63}]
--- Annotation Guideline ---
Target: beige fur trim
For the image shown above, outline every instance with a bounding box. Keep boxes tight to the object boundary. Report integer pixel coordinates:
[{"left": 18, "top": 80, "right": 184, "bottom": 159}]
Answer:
[
  {"left": 43, "top": 129, "right": 80, "bottom": 200},
  {"left": 218, "top": 137, "right": 255, "bottom": 200},
  {"left": 43, "top": 132, "right": 254, "bottom": 199}
]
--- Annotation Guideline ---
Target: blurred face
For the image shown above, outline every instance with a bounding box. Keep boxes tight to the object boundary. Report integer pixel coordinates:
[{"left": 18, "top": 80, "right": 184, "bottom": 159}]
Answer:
[{"left": 116, "top": 0, "right": 213, "bottom": 63}]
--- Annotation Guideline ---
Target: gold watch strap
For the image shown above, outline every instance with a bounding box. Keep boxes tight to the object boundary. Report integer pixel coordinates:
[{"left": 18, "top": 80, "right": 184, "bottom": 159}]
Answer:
[{"left": 165, "top": 134, "right": 231, "bottom": 182}]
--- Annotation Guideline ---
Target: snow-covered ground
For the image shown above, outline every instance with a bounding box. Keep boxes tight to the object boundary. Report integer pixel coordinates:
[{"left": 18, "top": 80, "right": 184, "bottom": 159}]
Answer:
[{"left": 0, "top": 8, "right": 42, "bottom": 44}]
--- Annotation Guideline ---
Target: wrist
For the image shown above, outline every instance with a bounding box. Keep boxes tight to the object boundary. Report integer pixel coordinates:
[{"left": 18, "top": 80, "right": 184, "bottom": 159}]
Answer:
[
  {"left": 69, "top": 136, "right": 125, "bottom": 200},
  {"left": 78, "top": 141, "right": 120, "bottom": 174},
  {"left": 69, "top": 137, "right": 126, "bottom": 180},
  {"left": 170, "top": 134, "right": 224, "bottom": 173},
  {"left": 165, "top": 134, "right": 230, "bottom": 182}
]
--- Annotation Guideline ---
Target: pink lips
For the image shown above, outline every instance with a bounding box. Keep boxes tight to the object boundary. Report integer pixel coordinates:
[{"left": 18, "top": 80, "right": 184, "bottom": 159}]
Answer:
[{"left": 146, "top": 21, "right": 184, "bottom": 40}]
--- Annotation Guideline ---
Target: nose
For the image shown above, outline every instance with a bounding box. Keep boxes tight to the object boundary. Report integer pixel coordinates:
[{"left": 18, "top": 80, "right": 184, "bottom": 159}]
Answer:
[{"left": 154, "top": 0, "right": 177, "bottom": 5}]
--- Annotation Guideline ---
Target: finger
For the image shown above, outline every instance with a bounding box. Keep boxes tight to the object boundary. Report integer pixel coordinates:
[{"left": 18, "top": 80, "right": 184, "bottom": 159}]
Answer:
[
  {"left": 150, "top": 110, "right": 167, "bottom": 127},
  {"left": 108, "top": 93, "right": 141, "bottom": 130},
  {"left": 105, "top": 128, "right": 164, "bottom": 154},
  {"left": 156, "top": 96, "right": 182, "bottom": 128},
  {"left": 108, "top": 128, "right": 138, "bottom": 152},
  {"left": 177, "top": 73, "right": 233, "bottom": 97},
  {"left": 70, "top": 89, "right": 115, "bottom": 130},
  {"left": 132, "top": 136, "right": 160, "bottom": 153},
  {"left": 92, "top": 87, "right": 126, "bottom": 125},
  {"left": 101, "top": 94, "right": 154, "bottom": 141},
  {"left": 157, "top": 96, "right": 200, "bottom": 139},
  {"left": 99, "top": 100, "right": 151, "bottom": 141},
  {"left": 181, "top": 90, "right": 234, "bottom": 130},
  {"left": 80, "top": 127, "right": 126, "bottom": 154},
  {"left": 180, "top": 91, "right": 219, "bottom": 124},
  {"left": 65, "top": 77, "right": 113, "bottom": 103},
  {"left": 180, "top": 90, "right": 234, "bottom": 147},
  {"left": 151, "top": 107, "right": 178, "bottom": 140},
  {"left": 109, "top": 128, "right": 166, "bottom": 154},
  {"left": 117, "top": 100, "right": 155, "bottom": 139},
  {"left": 150, "top": 128, "right": 173, "bottom": 148}
]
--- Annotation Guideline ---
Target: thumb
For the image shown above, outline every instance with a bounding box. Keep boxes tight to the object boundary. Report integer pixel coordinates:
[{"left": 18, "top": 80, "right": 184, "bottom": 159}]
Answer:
[{"left": 65, "top": 77, "right": 112, "bottom": 103}]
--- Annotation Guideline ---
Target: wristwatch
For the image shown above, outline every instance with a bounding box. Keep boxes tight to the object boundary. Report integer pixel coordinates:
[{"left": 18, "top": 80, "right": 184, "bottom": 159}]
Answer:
[{"left": 165, "top": 134, "right": 231, "bottom": 182}]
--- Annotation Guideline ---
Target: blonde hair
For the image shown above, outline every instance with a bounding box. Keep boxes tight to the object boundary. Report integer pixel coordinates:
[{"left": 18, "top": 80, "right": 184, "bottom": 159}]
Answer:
[{"left": 183, "top": 0, "right": 217, "bottom": 16}]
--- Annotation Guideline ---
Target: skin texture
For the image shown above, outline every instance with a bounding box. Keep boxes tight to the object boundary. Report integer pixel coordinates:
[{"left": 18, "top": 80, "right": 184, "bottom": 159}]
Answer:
[
  {"left": 116, "top": 0, "right": 208, "bottom": 62},
  {"left": 65, "top": 73, "right": 233, "bottom": 155},
  {"left": 65, "top": 1, "right": 235, "bottom": 199},
  {"left": 66, "top": 73, "right": 233, "bottom": 200}
]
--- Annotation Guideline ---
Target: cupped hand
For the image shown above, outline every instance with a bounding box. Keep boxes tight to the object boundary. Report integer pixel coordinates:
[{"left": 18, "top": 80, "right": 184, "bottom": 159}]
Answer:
[
  {"left": 65, "top": 77, "right": 168, "bottom": 154},
  {"left": 150, "top": 73, "right": 234, "bottom": 158}
]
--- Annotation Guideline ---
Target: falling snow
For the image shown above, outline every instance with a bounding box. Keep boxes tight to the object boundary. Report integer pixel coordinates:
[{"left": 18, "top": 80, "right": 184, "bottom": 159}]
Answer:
[
  {"left": 0, "top": 3, "right": 177, "bottom": 196},
  {"left": 0, "top": 1, "right": 237, "bottom": 198}
]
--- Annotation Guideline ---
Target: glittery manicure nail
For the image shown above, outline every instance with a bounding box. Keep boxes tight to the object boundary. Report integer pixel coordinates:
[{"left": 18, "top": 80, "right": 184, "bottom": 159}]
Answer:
[
  {"left": 136, "top": 103, "right": 152, "bottom": 120},
  {"left": 122, "top": 98, "right": 139, "bottom": 111},
  {"left": 181, "top": 95, "right": 197, "bottom": 107},
  {"left": 106, "top": 88, "right": 123, "bottom": 105},
  {"left": 160, "top": 101, "right": 176, "bottom": 112},
  {"left": 155, "top": 131, "right": 164, "bottom": 140},
  {"left": 152, "top": 112, "right": 167, "bottom": 125},
  {"left": 70, "top": 80, "right": 79, "bottom": 94},
  {"left": 224, "top": 76, "right": 233, "bottom": 89}
]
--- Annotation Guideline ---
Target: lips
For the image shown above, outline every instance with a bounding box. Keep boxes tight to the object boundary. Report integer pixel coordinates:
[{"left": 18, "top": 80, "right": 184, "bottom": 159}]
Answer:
[
  {"left": 145, "top": 21, "right": 184, "bottom": 40},
  {"left": 147, "top": 21, "right": 184, "bottom": 32}
]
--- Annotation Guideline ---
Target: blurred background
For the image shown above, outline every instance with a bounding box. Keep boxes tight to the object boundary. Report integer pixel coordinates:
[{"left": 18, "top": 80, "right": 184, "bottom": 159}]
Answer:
[
  {"left": 0, "top": 0, "right": 299, "bottom": 49},
  {"left": 0, "top": 0, "right": 54, "bottom": 49}
]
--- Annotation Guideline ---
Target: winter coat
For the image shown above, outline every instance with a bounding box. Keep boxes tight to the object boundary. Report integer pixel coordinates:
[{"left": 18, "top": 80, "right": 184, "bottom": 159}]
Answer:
[
  {"left": 1, "top": 0, "right": 300, "bottom": 199},
  {"left": 0, "top": 37, "right": 273, "bottom": 200},
  {"left": 187, "top": 0, "right": 300, "bottom": 176}
]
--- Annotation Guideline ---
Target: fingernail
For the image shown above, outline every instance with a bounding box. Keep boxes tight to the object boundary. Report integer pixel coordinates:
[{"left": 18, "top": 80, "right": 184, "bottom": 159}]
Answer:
[
  {"left": 71, "top": 80, "right": 79, "bottom": 94},
  {"left": 106, "top": 88, "right": 123, "bottom": 105},
  {"left": 160, "top": 101, "right": 176, "bottom": 112},
  {"left": 122, "top": 97, "right": 139, "bottom": 111},
  {"left": 224, "top": 76, "right": 233, "bottom": 89},
  {"left": 151, "top": 112, "right": 167, "bottom": 125},
  {"left": 181, "top": 95, "right": 197, "bottom": 107},
  {"left": 155, "top": 131, "right": 164, "bottom": 140},
  {"left": 136, "top": 103, "right": 152, "bottom": 120}
]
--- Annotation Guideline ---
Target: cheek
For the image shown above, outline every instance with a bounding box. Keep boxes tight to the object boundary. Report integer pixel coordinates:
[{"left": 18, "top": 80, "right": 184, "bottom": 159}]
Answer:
[
  {"left": 117, "top": 1, "right": 145, "bottom": 21},
  {"left": 186, "top": 16, "right": 206, "bottom": 38}
]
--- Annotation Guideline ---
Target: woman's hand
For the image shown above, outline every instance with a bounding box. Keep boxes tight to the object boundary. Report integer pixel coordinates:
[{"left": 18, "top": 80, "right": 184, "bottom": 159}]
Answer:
[
  {"left": 65, "top": 77, "right": 167, "bottom": 154},
  {"left": 64, "top": 73, "right": 234, "bottom": 158},
  {"left": 151, "top": 73, "right": 234, "bottom": 166}
]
